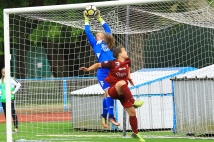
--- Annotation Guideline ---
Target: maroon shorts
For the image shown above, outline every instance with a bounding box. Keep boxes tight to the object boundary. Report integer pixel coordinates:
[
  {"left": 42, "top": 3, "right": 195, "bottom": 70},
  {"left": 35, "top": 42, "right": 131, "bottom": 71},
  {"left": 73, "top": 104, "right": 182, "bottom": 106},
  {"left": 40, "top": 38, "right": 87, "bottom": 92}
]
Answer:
[{"left": 108, "top": 85, "right": 133, "bottom": 108}]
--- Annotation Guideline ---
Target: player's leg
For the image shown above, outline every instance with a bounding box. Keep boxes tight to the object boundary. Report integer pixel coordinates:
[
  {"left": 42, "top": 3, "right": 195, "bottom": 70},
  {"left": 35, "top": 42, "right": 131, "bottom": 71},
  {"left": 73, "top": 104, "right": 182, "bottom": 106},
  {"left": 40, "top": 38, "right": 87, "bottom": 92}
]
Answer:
[
  {"left": 126, "top": 107, "right": 145, "bottom": 142},
  {"left": 115, "top": 80, "right": 144, "bottom": 108},
  {"left": 1, "top": 102, "right": 6, "bottom": 134},
  {"left": 100, "top": 79, "right": 119, "bottom": 127},
  {"left": 11, "top": 100, "right": 18, "bottom": 133},
  {"left": 101, "top": 91, "right": 108, "bottom": 128},
  {"left": 120, "top": 98, "right": 145, "bottom": 142},
  {"left": 1, "top": 102, "right": 18, "bottom": 134},
  {"left": 2, "top": 102, "right": 6, "bottom": 118},
  {"left": 105, "top": 88, "right": 120, "bottom": 126},
  {"left": 98, "top": 78, "right": 109, "bottom": 128}
]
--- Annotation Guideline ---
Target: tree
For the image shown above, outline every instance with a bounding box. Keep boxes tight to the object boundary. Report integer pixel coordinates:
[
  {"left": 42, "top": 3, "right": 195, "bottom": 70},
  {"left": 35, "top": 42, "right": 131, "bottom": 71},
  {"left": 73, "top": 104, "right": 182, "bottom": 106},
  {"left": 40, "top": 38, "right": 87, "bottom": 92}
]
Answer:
[
  {"left": 2, "top": 0, "right": 209, "bottom": 78},
  {"left": 0, "top": 0, "right": 108, "bottom": 78}
]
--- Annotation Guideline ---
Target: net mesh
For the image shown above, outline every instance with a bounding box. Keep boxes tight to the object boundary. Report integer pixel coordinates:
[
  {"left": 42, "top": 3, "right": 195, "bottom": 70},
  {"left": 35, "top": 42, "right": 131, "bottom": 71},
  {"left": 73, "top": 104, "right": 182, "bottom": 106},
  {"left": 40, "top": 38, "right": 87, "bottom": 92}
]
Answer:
[{"left": 3, "top": 0, "right": 214, "bottom": 141}]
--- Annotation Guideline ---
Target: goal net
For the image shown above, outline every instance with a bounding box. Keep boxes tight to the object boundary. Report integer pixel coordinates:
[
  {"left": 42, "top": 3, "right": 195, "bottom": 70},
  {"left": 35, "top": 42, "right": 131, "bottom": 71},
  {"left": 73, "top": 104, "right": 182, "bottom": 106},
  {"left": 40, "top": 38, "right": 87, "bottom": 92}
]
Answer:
[{"left": 3, "top": 0, "right": 214, "bottom": 141}]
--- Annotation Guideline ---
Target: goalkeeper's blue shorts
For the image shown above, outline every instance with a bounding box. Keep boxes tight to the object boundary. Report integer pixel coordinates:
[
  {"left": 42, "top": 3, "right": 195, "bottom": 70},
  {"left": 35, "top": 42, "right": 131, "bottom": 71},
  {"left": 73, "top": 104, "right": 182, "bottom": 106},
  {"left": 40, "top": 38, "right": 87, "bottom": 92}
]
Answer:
[{"left": 97, "top": 68, "right": 110, "bottom": 91}]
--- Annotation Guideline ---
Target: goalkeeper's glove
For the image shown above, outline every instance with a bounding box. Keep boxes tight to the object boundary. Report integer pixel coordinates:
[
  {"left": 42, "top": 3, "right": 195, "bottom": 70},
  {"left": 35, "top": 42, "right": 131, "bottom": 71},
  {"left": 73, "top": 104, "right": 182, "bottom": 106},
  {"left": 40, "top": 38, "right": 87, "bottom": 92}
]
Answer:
[
  {"left": 83, "top": 10, "right": 90, "bottom": 23},
  {"left": 95, "top": 10, "right": 104, "bottom": 23}
]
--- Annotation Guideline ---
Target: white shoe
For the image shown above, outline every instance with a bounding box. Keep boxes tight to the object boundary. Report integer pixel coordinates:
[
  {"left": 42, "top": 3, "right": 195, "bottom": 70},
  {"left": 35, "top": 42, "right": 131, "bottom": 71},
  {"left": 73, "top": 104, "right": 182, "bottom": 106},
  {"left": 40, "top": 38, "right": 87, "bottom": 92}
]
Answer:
[{"left": 2, "top": 130, "right": 18, "bottom": 134}]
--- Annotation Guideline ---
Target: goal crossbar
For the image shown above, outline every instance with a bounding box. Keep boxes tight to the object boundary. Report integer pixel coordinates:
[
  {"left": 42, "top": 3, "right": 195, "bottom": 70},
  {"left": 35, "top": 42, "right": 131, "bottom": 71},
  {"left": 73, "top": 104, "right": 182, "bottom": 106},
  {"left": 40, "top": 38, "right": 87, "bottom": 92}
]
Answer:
[{"left": 4, "top": 0, "right": 178, "bottom": 14}]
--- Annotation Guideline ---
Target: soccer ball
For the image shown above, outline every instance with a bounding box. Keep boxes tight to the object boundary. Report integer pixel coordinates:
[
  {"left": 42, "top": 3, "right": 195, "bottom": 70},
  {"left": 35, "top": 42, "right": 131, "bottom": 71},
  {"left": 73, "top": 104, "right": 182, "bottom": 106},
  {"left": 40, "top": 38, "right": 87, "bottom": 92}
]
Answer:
[{"left": 85, "top": 5, "right": 97, "bottom": 17}]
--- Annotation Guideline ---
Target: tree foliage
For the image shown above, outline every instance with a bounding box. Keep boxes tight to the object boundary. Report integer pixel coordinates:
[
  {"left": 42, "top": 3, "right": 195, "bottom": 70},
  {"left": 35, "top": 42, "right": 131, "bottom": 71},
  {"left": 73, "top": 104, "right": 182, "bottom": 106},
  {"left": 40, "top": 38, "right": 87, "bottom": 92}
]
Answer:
[
  {"left": 28, "top": 21, "right": 84, "bottom": 45},
  {"left": 2, "top": 0, "right": 210, "bottom": 78},
  {"left": 207, "top": 0, "right": 214, "bottom": 7},
  {"left": 0, "top": 0, "right": 109, "bottom": 52},
  {"left": 0, "top": 0, "right": 108, "bottom": 78},
  {"left": 0, "top": 0, "right": 212, "bottom": 52}
]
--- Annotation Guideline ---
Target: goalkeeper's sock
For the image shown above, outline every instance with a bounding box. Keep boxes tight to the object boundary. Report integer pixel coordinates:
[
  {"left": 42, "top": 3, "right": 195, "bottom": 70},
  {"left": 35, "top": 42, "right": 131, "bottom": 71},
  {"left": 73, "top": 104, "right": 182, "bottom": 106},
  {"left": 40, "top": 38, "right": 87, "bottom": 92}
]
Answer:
[
  {"left": 121, "top": 84, "right": 135, "bottom": 104},
  {"left": 101, "top": 98, "right": 108, "bottom": 118},
  {"left": 129, "top": 116, "right": 138, "bottom": 134},
  {"left": 106, "top": 97, "right": 114, "bottom": 118}
]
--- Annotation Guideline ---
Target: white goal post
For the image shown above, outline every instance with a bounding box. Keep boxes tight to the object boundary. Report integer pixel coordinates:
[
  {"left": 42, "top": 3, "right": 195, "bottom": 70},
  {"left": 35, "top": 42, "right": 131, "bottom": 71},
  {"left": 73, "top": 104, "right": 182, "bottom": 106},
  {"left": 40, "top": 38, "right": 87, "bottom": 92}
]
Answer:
[{"left": 3, "top": 0, "right": 214, "bottom": 141}]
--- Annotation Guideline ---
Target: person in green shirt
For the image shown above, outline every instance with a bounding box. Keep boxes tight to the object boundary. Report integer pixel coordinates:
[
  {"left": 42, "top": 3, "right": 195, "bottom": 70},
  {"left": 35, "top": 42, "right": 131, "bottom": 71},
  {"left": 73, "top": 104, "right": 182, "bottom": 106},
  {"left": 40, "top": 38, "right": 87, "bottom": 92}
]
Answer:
[{"left": 0, "top": 68, "right": 21, "bottom": 134}]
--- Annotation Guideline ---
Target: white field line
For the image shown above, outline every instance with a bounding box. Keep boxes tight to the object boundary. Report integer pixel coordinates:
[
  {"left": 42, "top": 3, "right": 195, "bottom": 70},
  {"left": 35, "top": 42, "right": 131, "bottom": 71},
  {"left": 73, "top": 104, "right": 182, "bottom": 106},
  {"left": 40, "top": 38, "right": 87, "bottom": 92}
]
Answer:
[
  {"left": 36, "top": 134, "right": 122, "bottom": 138},
  {"left": 36, "top": 134, "right": 214, "bottom": 140}
]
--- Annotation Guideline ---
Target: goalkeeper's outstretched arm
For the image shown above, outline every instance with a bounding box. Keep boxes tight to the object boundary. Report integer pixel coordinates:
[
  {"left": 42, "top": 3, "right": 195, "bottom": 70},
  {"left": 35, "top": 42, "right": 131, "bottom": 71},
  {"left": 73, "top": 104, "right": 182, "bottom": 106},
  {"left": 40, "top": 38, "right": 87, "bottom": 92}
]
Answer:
[
  {"left": 84, "top": 11, "right": 97, "bottom": 48},
  {"left": 95, "top": 10, "right": 111, "bottom": 34}
]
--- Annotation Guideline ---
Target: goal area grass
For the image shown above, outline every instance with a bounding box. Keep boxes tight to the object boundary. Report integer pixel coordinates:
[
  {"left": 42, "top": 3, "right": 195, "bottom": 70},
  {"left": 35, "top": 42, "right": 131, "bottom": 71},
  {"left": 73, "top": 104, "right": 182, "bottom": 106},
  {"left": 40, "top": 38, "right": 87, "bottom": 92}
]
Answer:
[{"left": 0, "top": 122, "right": 212, "bottom": 142}]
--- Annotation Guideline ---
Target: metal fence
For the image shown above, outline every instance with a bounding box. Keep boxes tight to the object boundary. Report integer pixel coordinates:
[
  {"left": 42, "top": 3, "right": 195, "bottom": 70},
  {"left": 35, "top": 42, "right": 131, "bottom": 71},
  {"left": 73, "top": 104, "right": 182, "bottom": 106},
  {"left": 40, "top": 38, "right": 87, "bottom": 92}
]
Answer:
[
  {"left": 15, "top": 77, "right": 97, "bottom": 107},
  {"left": 173, "top": 79, "right": 214, "bottom": 134}
]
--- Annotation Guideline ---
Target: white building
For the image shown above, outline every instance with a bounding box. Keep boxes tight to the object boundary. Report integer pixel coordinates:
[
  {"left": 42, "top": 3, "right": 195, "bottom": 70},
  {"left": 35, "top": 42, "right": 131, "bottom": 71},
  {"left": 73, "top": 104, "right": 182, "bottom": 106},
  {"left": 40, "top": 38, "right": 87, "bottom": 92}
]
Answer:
[
  {"left": 173, "top": 64, "right": 214, "bottom": 135},
  {"left": 70, "top": 67, "right": 196, "bottom": 131}
]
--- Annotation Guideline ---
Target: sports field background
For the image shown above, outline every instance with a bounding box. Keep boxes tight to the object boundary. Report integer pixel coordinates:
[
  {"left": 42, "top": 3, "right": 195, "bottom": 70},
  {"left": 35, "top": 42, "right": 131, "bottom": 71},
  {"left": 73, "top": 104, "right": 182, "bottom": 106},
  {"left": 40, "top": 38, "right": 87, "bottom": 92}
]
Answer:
[{"left": 0, "top": 106, "right": 213, "bottom": 142}]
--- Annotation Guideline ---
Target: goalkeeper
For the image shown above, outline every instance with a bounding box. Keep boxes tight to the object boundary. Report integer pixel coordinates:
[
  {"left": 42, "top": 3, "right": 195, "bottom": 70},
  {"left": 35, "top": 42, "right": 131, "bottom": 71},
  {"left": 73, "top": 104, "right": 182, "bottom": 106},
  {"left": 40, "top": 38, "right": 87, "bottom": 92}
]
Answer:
[
  {"left": 0, "top": 68, "right": 21, "bottom": 134},
  {"left": 83, "top": 9, "right": 120, "bottom": 128}
]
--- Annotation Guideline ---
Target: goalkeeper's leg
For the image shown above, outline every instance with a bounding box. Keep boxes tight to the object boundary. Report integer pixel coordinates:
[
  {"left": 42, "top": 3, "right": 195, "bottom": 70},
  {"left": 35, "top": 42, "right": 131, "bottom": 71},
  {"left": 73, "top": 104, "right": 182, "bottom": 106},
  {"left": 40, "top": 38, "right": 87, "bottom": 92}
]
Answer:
[
  {"left": 99, "top": 78, "right": 120, "bottom": 128},
  {"left": 101, "top": 93, "right": 108, "bottom": 128},
  {"left": 105, "top": 90, "right": 120, "bottom": 126},
  {"left": 11, "top": 100, "right": 18, "bottom": 133}
]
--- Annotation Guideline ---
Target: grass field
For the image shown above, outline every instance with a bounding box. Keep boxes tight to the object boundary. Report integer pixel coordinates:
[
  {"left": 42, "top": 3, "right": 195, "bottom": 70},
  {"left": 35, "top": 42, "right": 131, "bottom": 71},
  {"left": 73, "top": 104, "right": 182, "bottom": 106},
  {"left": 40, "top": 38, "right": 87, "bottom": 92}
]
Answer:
[{"left": 0, "top": 122, "right": 213, "bottom": 142}]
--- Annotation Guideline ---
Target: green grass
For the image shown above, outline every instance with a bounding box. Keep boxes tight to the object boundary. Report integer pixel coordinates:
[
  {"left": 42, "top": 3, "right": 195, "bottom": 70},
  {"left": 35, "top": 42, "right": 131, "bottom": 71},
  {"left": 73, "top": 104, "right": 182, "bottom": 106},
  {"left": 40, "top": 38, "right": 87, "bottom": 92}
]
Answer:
[{"left": 0, "top": 122, "right": 213, "bottom": 142}]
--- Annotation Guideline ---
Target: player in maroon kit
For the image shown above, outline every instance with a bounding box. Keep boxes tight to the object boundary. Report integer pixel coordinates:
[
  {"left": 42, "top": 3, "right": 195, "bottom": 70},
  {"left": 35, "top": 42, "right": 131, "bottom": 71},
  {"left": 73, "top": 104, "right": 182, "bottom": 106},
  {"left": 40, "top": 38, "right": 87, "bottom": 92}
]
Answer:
[{"left": 80, "top": 46, "right": 145, "bottom": 142}]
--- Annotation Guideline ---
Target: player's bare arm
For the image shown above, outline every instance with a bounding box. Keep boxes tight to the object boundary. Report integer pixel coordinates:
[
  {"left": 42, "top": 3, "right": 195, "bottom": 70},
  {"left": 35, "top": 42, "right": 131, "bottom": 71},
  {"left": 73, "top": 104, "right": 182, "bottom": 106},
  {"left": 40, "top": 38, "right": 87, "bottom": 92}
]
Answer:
[
  {"left": 79, "top": 63, "right": 101, "bottom": 72},
  {"left": 128, "top": 68, "right": 134, "bottom": 86}
]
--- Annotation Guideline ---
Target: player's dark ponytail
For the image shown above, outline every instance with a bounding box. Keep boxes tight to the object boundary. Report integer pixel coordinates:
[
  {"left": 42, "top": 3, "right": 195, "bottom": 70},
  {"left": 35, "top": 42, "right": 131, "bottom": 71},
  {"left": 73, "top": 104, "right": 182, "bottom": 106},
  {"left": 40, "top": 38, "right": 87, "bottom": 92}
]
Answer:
[
  {"left": 113, "top": 46, "right": 123, "bottom": 58},
  {"left": 104, "top": 34, "right": 115, "bottom": 50}
]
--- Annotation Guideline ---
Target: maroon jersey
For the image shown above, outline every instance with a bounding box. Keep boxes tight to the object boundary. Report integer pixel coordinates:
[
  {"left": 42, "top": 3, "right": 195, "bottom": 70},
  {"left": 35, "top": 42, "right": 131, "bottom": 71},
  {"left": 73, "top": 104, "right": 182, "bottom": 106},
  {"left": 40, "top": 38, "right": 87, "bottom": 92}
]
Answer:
[{"left": 101, "top": 58, "right": 131, "bottom": 87}]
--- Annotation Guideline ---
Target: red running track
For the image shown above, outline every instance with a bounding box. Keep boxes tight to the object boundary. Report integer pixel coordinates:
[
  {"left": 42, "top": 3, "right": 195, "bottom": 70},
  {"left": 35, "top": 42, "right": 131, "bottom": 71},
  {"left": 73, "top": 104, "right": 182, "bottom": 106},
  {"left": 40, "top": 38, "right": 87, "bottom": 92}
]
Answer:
[{"left": 0, "top": 112, "right": 71, "bottom": 123}]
